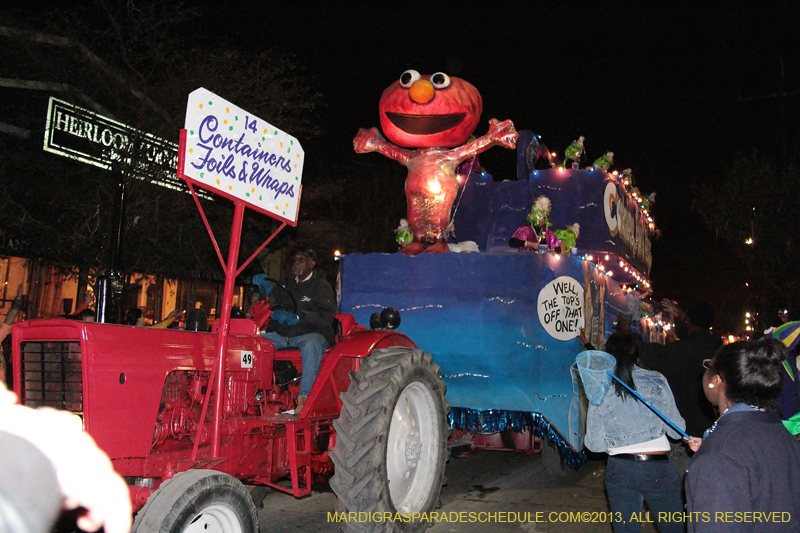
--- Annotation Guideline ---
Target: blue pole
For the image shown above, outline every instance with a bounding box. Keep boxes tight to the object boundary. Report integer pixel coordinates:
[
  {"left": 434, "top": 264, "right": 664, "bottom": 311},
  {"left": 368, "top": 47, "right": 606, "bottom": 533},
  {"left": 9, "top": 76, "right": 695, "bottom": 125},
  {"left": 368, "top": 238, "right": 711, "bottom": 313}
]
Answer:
[{"left": 605, "top": 370, "right": 693, "bottom": 441}]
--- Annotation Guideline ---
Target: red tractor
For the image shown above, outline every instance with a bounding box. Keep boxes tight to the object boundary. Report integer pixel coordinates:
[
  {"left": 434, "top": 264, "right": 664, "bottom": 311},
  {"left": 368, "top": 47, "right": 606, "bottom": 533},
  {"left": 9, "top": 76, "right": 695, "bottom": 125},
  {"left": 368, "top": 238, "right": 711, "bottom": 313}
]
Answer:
[
  {"left": 11, "top": 89, "right": 450, "bottom": 532},
  {"left": 12, "top": 304, "right": 449, "bottom": 532}
]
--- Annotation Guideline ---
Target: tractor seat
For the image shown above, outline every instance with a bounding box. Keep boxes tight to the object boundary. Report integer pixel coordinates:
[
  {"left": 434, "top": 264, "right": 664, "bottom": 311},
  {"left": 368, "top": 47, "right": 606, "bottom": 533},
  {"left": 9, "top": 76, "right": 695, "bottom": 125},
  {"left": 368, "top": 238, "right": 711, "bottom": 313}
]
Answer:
[
  {"left": 271, "top": 314, "right": 353, "bottom": 357},
  {"left": 274, "top": 347, "right": 302, "bottom": 361}
]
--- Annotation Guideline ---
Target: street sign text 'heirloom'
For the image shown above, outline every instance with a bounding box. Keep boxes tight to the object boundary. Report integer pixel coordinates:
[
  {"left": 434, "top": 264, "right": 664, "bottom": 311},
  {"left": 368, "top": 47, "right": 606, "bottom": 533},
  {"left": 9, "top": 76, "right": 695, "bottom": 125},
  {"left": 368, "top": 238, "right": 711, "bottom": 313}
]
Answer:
[{"left": 43, "top": 97, "right": 187, "bottom": 194}]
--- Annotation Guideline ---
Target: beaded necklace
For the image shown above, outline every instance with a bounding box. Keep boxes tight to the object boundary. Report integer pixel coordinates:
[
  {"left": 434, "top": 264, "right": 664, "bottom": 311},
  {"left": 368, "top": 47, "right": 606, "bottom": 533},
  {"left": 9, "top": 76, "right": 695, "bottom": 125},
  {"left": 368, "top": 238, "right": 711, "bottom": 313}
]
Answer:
[{"left": 703, "top": 403, "right": 764, "bottom": 439}]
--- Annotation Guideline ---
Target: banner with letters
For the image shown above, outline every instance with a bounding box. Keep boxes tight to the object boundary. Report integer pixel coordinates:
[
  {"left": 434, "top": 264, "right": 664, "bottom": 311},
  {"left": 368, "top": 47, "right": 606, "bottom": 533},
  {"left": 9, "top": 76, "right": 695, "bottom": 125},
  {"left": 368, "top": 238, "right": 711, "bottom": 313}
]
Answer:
[{"left": 179, "top": 88, "right": 305, "bottom": 225}]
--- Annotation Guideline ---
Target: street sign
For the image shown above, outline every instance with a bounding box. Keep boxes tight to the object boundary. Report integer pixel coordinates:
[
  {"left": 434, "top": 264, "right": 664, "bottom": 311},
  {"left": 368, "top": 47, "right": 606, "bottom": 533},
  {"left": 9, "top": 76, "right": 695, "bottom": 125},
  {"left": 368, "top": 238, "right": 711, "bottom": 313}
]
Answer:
[
  {"left": 179, "top": 87, "right": 304, "bottom": 225},
  {"left": 43, "top": 97, "right": 206, "bottom": 197}
]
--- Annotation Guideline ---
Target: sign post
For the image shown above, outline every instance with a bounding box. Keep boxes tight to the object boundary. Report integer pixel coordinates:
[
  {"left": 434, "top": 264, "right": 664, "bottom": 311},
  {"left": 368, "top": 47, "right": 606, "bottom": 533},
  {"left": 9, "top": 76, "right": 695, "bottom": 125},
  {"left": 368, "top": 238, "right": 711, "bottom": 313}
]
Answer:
[
  {"left": 94, "top": 163, "right": 126, "bottom": 324},
  {"left": 177, "top": 87, "right": 304, "bottom": 459}
]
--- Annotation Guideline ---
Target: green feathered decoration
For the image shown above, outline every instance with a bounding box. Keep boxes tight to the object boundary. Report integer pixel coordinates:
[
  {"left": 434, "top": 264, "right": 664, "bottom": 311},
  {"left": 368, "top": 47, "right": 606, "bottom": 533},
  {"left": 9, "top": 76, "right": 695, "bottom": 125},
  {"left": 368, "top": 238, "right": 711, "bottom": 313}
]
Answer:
[
  {"left": 563, "top": 136, "right": 585, "bottom": 166},
  {"left": 621, "top": 168, "right": 634, "bottom": 188},
  {"left": 553, "top": 223, "right": 580, "bottom": 253},
  {"left": 395, "top": 219, "right": 413, "bottom": 248},
  {"left": 593, "top": 151, "right": 614, "bottom": 172}
]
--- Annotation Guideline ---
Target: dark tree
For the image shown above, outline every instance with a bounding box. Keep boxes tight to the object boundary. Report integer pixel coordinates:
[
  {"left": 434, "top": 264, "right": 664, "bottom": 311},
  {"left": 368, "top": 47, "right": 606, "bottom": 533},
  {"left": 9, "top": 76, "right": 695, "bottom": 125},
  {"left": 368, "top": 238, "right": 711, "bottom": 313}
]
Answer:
[
  {"left": 692, "top": 151, "right": 800, "bottom": 328},
  {"left": 0, "top": 1, "right": 323, "bottom": 283},
  {"left": 297, "top": 156, "right": 408, "bottom": 254}
]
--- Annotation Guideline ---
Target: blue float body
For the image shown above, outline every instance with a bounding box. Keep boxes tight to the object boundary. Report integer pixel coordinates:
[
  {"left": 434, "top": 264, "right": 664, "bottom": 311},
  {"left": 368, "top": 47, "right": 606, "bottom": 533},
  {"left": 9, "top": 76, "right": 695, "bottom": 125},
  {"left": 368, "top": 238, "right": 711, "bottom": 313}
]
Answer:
[
  {"left": 340, "top": 252, "right": 636, "bottom": 467},
  {"left": 339, "top": 134, "right": 655, "bottom": 467}
]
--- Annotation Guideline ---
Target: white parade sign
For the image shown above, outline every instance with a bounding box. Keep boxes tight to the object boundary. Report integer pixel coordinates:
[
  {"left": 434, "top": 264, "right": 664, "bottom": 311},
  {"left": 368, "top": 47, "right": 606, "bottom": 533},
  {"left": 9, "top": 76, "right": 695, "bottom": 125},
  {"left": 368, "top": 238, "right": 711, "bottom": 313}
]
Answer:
[
  {"left": 537, "top": 276, "right": 585, "bottom": 341},
  {"left": 180, "top": 87, "right": 304, "bottom": 225}
]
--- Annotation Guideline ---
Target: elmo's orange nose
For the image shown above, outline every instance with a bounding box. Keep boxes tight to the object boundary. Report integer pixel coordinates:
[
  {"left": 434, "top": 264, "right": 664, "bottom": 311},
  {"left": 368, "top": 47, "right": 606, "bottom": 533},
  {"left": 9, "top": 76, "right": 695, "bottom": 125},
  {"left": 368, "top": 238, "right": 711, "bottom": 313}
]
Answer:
[{"left": 409, "top": 79, "right": 434, "bottom": 104}]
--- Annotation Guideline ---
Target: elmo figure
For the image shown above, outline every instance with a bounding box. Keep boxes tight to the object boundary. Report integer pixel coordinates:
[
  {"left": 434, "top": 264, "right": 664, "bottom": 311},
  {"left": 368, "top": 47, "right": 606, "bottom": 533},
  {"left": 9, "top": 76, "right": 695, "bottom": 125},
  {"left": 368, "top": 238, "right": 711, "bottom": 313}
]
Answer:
[{"left": 354, "top": 70, "right": 518, "bottom": 254}]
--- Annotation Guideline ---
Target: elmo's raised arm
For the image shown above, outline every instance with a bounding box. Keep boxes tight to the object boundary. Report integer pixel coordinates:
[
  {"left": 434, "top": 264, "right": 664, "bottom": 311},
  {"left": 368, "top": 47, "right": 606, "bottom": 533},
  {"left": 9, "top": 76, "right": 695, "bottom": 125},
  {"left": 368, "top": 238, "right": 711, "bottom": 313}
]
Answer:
[{"left": 353, "top": 127, "right": 412, "bottom": 166}]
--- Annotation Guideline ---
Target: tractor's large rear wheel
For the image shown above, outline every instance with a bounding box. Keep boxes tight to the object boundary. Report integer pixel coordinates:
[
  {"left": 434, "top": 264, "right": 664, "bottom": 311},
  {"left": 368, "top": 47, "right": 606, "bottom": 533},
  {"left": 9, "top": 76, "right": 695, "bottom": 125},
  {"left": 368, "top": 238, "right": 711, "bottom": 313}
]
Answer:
[
  {"left": 331, "top": 347, "right": 449, "bottom": 532},
  {"left": 131, "top": 470, "right": 258, "bottom": 533}
]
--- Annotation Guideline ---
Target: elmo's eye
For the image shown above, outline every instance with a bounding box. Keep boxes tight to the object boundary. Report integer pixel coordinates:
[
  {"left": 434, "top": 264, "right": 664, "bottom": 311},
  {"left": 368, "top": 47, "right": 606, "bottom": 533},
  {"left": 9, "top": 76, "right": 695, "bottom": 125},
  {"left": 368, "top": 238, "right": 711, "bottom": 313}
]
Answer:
[
  {"left": 430, "top": 72, "right": 451, "bottom": 89},
  {"left": 400, "top": 70, "right": 421, "bottom": 88}
]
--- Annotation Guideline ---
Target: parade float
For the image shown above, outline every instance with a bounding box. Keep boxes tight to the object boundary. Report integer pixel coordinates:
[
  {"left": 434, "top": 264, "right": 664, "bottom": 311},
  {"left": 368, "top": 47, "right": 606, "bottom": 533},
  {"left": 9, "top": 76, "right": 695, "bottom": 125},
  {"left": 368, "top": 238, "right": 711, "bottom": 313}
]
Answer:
[
  {"left": 10, "top": 69, "right": 664, "bottom": 533},
  {"left": 341, "top": 70, "right": 662, "bottom": 468}
]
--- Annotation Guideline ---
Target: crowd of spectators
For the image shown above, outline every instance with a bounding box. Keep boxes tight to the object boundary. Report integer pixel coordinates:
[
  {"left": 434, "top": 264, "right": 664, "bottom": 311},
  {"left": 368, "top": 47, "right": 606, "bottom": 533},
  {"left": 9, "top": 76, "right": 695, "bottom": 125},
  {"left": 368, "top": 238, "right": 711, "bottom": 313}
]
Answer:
[{"left": 581, "top": 299, "right": 800, "bottom": 533}]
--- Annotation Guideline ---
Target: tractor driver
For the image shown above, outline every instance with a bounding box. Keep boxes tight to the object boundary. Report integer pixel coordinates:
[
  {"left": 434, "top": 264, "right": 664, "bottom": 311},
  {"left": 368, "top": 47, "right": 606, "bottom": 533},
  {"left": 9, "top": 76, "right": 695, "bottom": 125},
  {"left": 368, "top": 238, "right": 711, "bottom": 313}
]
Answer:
[{"left": 259, "top": 249, "right": 336, "bottom": 414}]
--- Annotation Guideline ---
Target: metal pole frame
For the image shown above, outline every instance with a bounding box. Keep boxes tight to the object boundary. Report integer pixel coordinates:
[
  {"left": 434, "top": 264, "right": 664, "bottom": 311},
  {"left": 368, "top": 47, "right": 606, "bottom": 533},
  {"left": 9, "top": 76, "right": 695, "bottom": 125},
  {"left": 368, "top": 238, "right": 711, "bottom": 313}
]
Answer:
[{"left": 177, "top": 129, "right": 287, "bottom": 460}]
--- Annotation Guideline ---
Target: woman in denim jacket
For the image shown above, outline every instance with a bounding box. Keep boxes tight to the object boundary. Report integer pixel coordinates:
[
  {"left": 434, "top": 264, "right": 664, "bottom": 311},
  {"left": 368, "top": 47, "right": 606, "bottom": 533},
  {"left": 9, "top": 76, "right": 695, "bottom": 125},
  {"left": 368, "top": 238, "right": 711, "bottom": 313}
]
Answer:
[{"left": 586, "top": 332, "right": 686, "bottom": 533}]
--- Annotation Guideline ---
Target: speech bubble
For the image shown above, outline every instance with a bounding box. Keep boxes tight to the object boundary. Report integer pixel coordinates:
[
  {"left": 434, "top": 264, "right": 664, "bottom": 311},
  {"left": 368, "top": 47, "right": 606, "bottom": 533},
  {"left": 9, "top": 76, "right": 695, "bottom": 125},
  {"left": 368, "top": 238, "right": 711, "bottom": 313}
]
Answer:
[{"left": 537, "top": 276, "right": 585, "bottom": 341}]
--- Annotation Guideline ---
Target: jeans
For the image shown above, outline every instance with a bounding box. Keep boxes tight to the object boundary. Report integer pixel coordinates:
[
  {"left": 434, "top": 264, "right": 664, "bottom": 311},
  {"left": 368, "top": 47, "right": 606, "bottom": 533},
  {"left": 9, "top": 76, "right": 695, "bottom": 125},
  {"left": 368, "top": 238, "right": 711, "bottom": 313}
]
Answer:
[
  {"left": 261, "top": 332, "right": 327, "bottom": 397},
  {"left": 668, "top": 439, "right": 691, "bottom": 488},
  {"left": 605, "top": 456, "right": 685, "bottom": 533}
]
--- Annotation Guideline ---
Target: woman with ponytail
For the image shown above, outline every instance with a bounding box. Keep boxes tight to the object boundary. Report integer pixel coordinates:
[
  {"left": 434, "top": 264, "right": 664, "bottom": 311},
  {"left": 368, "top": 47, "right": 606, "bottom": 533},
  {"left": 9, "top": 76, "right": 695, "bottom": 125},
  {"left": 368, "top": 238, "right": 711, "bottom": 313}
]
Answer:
[
  {"left": 585, "top": 332, "right": 686, "bottom": 533},
  {"left": 685, "top": 340, "right": 800, "bottom": 532}
]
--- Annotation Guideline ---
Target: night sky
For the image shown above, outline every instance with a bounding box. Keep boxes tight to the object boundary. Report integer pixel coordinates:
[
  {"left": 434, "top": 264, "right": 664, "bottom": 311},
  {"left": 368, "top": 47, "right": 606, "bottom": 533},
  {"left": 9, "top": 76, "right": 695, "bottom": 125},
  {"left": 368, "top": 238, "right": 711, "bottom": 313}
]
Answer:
[
  {"left": 199, "top": 1, "right": 800, "bottom": 319},
  {"left": 11, "top": 1, "right": 800, "bottom": 322}
]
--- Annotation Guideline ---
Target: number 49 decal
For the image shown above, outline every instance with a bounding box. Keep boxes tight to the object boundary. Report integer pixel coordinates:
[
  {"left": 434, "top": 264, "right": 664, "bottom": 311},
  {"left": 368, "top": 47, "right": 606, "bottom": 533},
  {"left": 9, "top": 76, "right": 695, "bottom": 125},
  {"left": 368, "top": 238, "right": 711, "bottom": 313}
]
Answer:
[{"left": 240, "top": 351, "right": 254, "bottom": 369}]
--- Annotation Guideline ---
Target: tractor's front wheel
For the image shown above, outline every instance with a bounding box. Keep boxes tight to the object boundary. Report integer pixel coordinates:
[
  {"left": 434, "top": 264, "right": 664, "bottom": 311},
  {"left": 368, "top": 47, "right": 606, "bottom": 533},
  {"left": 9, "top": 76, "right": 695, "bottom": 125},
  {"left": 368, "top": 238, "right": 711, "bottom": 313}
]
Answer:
[
  {"left": 331, "top": 347, "right": 449, "bottom": 532},
  {"left": 131, "top": 470, "right": 258, "bottom": 533}
]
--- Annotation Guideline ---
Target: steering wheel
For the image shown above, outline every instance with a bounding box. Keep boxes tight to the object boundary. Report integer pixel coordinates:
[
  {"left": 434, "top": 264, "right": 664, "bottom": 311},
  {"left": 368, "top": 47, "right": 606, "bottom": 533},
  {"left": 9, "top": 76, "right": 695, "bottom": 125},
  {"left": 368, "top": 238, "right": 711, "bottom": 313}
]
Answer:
[{"left": 258, "top": 277, "right": 297, "bottom": 314}]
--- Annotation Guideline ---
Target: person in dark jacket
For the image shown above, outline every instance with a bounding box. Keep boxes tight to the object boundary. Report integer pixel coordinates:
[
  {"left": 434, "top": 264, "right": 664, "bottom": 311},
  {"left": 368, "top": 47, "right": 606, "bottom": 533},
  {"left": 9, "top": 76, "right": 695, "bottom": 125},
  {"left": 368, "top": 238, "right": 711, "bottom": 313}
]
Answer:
[
  {"left": 684, "top": 340, "right": 800, "bottom": 532},
  {"left": 778, "top": 348, "right": 799, "bottom": 419},
  {"left": 768, "top": 308, "right": 800, "bottom": 419},
  {"left": 642, "top": 300, "right": 721, "bottom": 480},
  {"left": 261, "top": 248, "right": 336, "bottom": 413}
]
